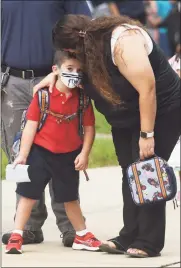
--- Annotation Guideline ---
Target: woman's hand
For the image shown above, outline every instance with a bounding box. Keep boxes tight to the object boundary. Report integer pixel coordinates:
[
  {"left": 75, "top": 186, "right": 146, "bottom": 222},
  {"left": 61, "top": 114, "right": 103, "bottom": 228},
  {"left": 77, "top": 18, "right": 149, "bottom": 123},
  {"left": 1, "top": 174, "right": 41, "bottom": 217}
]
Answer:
[
  {"left": 33, "top": 72, "right": 57, "bottom": 96},
  {"left": 139, "top": 137, "right": 155, "bottom": 160},
  {"left": 74, "top": 153, "right": 88, "bottom": 171}
]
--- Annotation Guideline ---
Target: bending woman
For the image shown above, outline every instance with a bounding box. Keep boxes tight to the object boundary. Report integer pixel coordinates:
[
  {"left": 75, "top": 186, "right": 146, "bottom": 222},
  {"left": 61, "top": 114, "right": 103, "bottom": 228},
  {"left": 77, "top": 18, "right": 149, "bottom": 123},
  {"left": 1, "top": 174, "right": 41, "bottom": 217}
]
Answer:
[{"left": 34, "top": 15, "right": 180, "bottom": 257}]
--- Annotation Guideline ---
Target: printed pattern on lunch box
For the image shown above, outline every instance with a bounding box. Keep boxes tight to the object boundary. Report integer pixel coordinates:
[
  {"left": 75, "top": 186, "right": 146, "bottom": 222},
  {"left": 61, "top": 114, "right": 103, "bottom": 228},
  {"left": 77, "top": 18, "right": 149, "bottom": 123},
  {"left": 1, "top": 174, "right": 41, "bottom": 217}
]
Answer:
[{"left": 127, "top": 157, "right": 177, "bottom": 205}]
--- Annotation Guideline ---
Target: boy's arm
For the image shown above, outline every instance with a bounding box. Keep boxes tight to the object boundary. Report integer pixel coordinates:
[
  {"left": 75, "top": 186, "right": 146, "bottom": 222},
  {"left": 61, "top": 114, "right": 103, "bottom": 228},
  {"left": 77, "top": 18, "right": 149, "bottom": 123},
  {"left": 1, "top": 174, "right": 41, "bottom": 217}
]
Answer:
[
  {"left": 81, "top": 101, "right": 95, "bottom": 156},
  {"left": 74, "top": 102, "right": 95, "bottom": 170},
  {"left": 81, "top": 125, "right": 95, "bottom": 157},
  {"left": 19, "top": 120, "right": 39, "bottom": 158}
]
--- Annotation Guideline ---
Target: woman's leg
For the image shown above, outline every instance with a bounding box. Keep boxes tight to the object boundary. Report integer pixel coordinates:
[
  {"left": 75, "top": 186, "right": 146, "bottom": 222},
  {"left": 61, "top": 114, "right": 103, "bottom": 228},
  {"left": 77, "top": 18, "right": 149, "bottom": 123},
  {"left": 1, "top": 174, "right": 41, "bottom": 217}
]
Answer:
[
  {"left": 117, "top": 168, "right": 139, "bottom": 249},
  {"left": 128, "top": 108, "right": 180, "bottom": 257},
  {"left": 104, "top": 128, "right": 139, "bottom": 251}
]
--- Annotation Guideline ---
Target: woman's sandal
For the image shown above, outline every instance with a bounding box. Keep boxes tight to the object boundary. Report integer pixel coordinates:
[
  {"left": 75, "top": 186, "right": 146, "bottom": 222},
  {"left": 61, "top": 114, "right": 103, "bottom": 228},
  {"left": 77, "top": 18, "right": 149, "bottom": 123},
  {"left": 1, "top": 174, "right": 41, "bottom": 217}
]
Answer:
[
  {"left": 99, "top": 240, "right": 125, "bottom": 254},
  {"left": 124, "top": 248, "right": 161, "bottom": 258}
]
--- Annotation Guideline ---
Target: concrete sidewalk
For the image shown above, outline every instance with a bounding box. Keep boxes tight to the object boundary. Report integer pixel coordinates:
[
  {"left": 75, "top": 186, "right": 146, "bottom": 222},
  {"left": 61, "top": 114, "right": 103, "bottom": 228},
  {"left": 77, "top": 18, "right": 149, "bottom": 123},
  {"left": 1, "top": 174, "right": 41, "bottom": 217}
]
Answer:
[{"left": 2, "top": 167, "right": 180, "bottom": 267}]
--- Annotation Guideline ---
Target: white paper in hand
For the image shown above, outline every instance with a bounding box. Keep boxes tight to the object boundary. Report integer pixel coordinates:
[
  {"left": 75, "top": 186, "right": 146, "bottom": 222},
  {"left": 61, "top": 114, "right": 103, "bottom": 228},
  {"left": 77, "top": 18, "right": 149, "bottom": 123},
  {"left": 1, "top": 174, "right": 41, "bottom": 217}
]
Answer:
[{"left": 6, "top": 164, "right": 31, "bottom": 183}]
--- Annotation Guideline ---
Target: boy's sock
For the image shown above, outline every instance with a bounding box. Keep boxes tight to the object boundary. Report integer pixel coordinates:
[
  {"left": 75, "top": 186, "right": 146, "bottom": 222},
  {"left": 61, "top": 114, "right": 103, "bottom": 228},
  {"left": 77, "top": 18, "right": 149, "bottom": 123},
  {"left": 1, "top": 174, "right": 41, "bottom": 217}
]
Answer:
[
  {"left": 12, "top": 230, "right": 23, "bottom": 236},
  {"left": 76, "top": 229, "right": 88, "bottom": 236}
]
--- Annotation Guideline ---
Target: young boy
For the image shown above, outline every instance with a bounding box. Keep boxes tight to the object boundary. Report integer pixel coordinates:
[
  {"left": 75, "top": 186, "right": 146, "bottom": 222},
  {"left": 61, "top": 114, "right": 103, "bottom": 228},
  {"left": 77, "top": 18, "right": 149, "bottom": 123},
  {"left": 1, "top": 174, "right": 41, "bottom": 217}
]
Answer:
[{"left": 5, "top": 51, "right": 101, "bottom": 254}]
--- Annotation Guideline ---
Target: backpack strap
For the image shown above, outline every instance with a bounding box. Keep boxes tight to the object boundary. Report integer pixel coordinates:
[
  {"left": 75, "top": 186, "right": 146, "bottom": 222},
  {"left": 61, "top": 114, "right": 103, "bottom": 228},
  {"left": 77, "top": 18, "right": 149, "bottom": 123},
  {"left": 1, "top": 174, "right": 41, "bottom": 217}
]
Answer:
[
  {"left": 37, "top": 88, "right": 50, "bottom": 131},
  {"left": 20, "top": 109, "right": 28, "bottom": 132},
  {"left": 83, "top": 92, "right": 90, "bottom": 110},
  {"left": 78, "top": 89, "right": 90, "bottom": 138}
]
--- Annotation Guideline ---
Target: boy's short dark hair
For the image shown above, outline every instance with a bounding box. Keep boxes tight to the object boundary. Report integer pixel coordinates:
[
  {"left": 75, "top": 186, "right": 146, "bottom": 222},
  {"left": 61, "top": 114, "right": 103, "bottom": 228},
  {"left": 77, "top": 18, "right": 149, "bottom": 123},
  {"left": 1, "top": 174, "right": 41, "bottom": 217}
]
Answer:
[{"left": 53, "top": 50, "right": 77, "bottom": 66}]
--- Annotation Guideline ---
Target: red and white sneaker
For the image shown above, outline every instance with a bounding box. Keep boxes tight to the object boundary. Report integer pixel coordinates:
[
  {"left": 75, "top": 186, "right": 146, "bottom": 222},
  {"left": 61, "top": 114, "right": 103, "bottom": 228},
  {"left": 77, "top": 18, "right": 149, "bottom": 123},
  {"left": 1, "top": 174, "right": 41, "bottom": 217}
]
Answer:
[
  {"left": 72, "top": 232, "right": 102, "bottom": 251},
  {"left": 5, "top": 233, "right": 23, "bottom": 254}
]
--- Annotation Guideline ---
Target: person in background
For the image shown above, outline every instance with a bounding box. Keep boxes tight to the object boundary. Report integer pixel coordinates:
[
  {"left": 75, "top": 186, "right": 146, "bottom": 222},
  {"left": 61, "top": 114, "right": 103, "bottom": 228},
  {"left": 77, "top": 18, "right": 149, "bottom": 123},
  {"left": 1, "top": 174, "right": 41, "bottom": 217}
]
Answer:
[
  {"left": 1, "top": 0, "right": 91, "bottom": 247},
  {"left": 148, "top": 0, "right": 180, "bottom": 56},
  {"left": 87, "top": 1, "right": 112, "bottom": 17},
  {"left": 89, "top": 1, "right": 146, "bottom": 24},
  {"left": 152, "top": 0, "right": 173, "bottom": 58},
  {"left": 145, "top": 0, "right": 160, "bottom": 43},
  {"left": 88, "top": 1, "right": 124, "bottom": 18},
  {"left": 108, "top": 1, "right": 146, "bottom": 25}
]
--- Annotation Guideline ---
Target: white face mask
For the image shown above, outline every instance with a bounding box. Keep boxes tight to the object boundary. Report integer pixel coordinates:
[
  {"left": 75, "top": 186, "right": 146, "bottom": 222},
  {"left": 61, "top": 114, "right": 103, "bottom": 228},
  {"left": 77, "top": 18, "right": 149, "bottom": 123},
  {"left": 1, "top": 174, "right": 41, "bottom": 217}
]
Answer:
[{"left": 60, "top": 71, "right": 82, "bottom": 89}]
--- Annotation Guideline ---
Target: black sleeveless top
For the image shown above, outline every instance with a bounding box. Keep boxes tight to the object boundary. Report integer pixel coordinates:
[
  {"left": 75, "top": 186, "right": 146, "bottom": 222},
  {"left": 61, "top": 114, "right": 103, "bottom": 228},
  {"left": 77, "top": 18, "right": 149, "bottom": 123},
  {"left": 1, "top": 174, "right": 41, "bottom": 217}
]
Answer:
[{"left": 83, "top": 29, "right": 180, "bottom": 128}]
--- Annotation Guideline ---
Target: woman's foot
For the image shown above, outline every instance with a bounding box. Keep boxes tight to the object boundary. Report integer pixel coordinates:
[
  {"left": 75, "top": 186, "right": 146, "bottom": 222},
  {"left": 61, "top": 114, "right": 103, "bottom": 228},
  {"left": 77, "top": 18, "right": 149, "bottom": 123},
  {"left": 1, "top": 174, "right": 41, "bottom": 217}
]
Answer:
[
  {"left": 126, "top": 248, "right": 148, "bottom": 257},
  {"left": 99, "top": 240, "right": 125, "bottom": 254},
  {"left": 101, "top": 240, "right": 116, "bottom": 248}
]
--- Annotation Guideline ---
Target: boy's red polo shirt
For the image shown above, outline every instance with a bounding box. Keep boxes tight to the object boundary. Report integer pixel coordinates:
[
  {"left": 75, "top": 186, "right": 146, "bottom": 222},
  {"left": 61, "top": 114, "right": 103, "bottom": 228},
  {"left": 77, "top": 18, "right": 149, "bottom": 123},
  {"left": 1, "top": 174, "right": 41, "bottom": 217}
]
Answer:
[{"left": 26, "top": 86, "right": 95, "bottom": 153}]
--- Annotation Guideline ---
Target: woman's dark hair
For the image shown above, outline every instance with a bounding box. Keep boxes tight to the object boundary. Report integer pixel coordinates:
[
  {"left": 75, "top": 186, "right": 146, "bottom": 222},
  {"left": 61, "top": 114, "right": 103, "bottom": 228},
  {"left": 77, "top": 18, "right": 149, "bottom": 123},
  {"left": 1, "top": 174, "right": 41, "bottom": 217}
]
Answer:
[
  {"left": 52, "top": 15, "right": 144, "bottom": 104},
  {"left": 53, "top": 50, "right": 77, "bottom": 67}
]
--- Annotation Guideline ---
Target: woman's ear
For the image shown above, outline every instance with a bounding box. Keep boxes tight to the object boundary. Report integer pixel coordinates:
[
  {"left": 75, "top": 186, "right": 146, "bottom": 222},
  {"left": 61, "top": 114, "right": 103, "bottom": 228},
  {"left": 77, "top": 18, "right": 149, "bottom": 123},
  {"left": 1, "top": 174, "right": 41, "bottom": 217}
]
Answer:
[{"left": 52, "top": 65, "right": 59, "bottom": 75}]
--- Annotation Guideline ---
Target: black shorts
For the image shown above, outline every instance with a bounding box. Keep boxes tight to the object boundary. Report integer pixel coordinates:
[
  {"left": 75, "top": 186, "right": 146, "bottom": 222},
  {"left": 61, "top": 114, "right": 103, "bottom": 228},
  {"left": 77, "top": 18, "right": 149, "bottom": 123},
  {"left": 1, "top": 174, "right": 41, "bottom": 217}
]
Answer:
[{"left": 16, "top": 145, "right": 81, "bottom": 203}]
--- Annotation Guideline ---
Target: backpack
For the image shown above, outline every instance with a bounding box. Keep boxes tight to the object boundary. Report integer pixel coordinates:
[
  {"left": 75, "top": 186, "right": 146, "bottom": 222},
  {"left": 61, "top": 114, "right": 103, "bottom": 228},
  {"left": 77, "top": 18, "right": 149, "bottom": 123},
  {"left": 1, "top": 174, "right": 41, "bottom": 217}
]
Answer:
[{"left": 11, "top": 88, "right": 90, "bottom": 160}]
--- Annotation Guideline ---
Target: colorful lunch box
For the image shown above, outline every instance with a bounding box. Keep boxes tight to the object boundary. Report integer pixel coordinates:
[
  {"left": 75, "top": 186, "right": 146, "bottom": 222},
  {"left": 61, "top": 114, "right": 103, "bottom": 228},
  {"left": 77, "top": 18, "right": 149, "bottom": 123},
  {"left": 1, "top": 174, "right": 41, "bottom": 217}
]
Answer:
[{"left": 126, "top": 156, "right": 177, "bottom": 206}]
